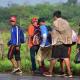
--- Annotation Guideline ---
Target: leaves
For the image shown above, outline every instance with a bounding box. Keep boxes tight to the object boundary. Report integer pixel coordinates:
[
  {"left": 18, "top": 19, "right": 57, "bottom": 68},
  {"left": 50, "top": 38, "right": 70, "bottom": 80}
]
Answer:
[{"left": 0, "top": 4, "right": 80, "bottom": 30}]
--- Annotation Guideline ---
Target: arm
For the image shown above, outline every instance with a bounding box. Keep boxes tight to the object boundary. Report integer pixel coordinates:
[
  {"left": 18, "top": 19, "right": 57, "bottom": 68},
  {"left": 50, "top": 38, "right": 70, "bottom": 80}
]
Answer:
[
  {"left": 27, "top": 25, "right": 34, "bottom": 47},
  {"left": 7, "top": 29, "right": 12, "bottom": 46},
  {"left": 28, "top": 25, "right": 34, "bottom": 37}
]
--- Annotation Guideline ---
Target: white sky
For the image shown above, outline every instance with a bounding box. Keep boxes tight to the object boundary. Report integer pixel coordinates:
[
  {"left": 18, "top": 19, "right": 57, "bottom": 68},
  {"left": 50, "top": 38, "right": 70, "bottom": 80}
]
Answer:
[
  {"left": 0, "top": 0, "right": 80, "bottom": 7},
  {"left": 0, "top": 0, "right": 68, "bottom": 7}
]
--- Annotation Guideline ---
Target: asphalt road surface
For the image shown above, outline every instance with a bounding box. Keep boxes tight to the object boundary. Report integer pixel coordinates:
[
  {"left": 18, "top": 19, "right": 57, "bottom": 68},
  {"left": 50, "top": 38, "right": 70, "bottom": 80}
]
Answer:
[{"left": 0, "top": 74, "right": 80, "bottom": 80}]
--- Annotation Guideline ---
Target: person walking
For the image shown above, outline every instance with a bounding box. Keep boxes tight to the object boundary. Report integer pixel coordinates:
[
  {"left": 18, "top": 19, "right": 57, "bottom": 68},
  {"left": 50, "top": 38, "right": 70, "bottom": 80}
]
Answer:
[
  {"left": 43, "top": 11, "right": 72, "bottom": 77},
  {"left": 28, "top": 17, "right": 42, "bottom": 74},
  {"left": 36, "top": 18, "right": 52, "bottom": 74},
  {"left": 8, "top": 16, "right": 22, "bottom": 74}
]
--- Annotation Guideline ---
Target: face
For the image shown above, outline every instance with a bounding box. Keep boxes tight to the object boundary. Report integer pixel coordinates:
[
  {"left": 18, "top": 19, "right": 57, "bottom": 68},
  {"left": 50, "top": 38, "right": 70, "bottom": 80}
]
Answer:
[
  {"left": 10, "top": 21, "right": 16, "bottom": 26},
  {"left": 33, "top": 21, "right": 38, "bottom": 26},
  {"left": 39, "top": 22, "right": 45, "bottom": 26}
]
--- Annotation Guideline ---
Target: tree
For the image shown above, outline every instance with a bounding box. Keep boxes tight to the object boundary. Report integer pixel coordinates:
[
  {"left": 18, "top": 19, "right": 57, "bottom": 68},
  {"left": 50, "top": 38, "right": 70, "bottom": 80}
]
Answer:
[{"left": 67, "top": 0, "right": 77, "bottom": 5}]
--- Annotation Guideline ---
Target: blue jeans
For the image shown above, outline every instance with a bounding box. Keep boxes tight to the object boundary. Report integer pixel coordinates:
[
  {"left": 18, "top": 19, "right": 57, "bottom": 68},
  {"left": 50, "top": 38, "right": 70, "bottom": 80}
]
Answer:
[{"left": 30, "top": 45, "right": 39, "bottom": 71}]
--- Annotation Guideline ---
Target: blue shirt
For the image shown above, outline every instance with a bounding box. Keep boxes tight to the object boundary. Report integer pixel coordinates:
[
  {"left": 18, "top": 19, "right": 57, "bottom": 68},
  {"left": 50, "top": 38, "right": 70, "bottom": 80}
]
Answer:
[
  {"left": 9, "top": 25, "right": 21, "bottom": 46},
  {"left": 40, "top": 25, "right": 51, "bottom": 46},
  {"left": 40, "top": 25, "right": 48, "bottom": 36}
]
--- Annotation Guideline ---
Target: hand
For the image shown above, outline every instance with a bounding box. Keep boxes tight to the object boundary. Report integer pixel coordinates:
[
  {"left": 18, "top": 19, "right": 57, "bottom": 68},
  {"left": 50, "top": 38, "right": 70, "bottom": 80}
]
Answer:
[
  {"left": 8, "top": 45, "right": 11, "bottom": 48},
  {"left": 16, "top": 47, "right": 19, "bottom": 50}
]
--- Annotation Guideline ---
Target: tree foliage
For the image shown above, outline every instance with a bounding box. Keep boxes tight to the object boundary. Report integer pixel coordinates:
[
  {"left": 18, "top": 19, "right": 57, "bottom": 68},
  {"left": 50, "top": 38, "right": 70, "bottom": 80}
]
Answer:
[
  {"left": 0, "top": 3, "right": 80, "bottom": 31},
  {"left": 67, "top": 0, "right": 77, "bottom": 5}
]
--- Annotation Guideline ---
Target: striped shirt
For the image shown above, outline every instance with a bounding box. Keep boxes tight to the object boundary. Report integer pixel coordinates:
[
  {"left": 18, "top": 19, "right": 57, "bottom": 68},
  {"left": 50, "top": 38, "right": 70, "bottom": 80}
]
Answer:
[{"left": 9, "top": 25, "right": 21, "bottom": 46}]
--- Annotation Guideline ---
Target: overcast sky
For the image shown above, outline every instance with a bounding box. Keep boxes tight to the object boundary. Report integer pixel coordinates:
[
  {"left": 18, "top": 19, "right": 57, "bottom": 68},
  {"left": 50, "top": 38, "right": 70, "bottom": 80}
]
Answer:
[
  {"left": 0, "top": 0, "right": 80, "bottom": 7},
  {"left": 0, "top": 0, "right": 68, "bottom": 7}
]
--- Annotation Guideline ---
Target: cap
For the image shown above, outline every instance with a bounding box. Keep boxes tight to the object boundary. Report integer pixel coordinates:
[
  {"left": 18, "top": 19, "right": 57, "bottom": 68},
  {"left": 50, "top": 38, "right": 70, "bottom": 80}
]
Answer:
[
  {"left": 31, "top": 17, "right": 38, "bottom": 23},
  {"left": 10, "top": 16, "right": 16, "bottom": 22}
]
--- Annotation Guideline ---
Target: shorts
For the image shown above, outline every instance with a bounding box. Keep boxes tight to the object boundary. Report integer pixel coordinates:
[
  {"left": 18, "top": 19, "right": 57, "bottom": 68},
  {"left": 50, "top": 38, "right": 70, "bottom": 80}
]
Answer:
[
  {"left": 8, "top": 45, "right": 21, "bottom": 61},
  {"left": 36, "top": 46, "right": 52, "bottom": 62},
  {"left": 51, "top": 44, "right": 69, "bottom": 59}
]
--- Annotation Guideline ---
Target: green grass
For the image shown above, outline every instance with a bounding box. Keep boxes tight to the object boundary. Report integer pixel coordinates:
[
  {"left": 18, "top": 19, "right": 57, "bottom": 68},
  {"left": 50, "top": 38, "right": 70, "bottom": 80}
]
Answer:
[{"left": 0, "top": 32, "right": 80, "bottom": 75}]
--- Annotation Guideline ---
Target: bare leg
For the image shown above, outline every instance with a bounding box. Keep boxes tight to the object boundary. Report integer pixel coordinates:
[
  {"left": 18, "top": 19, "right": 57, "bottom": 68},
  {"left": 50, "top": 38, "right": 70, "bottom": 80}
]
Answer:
[
  {"left": 49, "top": 59, "right": 56, "bottom": 74},
  {"left": 68, "top": 47, "right": 71, "bottom": 59},
  {"left": 60, "top": 59, "right": 65, "bottom": 73},
  {"left": 64, "top": 58, "right": 72, "bottom": 76},
  {"left": 17, "top": 61, "right": 21, "bottom": 69},
  {"left": 11, "top": 58, "right": 18, "bottom": 69},
  {"left": 43, "top": 59, "right": 56, "bottom": 77},
  {"left": 16, "top": 60, "right": 22, "bottom": 73}
]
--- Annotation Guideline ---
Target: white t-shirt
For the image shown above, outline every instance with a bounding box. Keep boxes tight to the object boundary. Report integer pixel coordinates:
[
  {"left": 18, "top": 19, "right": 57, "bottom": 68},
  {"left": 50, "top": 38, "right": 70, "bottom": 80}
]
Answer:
[{"left": 72, "top": 30, "right": 77, "bottom": 42}]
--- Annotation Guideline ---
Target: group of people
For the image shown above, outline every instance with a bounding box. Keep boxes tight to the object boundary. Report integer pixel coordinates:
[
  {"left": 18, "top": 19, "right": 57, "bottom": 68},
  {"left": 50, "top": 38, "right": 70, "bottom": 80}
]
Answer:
[{"left": 7, "top": 10, "right": 80, "bottom": 77}]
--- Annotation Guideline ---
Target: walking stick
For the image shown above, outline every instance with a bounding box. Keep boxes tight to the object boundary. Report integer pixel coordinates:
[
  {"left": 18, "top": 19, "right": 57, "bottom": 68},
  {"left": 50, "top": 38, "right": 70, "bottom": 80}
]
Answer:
[
  {"left": 0, "top": 31, "right": 4, "bottom": 60},
  {"left": 25, "top": 34, "right": 29, "bottom": 71}
]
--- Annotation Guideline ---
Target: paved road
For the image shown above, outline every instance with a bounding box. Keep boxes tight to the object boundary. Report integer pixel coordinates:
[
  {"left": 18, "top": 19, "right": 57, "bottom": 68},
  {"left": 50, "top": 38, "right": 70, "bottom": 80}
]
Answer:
[{"left": 0, "top": 74, "right": 80, "bottom": 80}]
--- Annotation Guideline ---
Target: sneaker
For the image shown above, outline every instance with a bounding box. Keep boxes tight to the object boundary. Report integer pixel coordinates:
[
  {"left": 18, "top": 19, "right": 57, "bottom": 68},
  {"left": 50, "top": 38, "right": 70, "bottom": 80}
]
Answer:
[
  {"left": 31, "top": 71, "right": 36, "bottom": 75},
  {"left": 15, "top": 71, "right": 22, "bottom": 75},
  {"left": 59, "top": 72, "right": 67, "bottom": 76},
  {"left": 68, "top": 75, "right": 73, "bottom": 78},
  {"left": 39, "top": 66, "right": 45, "bottom": 74},
  {"left": 14, "top": 69, "right": 22, "bottom": 75},
  {"left": 66, "top": 72, "right": 73, "bottom": 78},
  {"left": 12, "top": 68, "right": 19, "bottom": 73},
  {"left": 18, "top": 69, "right": 22, "bottom": 74},
  {"left": 43, "top": 72, "right": 52, "bottom": 77}
]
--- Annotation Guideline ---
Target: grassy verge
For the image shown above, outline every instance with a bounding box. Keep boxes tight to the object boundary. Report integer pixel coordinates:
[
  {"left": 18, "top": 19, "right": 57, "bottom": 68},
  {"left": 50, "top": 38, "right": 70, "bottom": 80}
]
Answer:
[{"left": 0, "top": 32, "right": 80, "bottom": 75}]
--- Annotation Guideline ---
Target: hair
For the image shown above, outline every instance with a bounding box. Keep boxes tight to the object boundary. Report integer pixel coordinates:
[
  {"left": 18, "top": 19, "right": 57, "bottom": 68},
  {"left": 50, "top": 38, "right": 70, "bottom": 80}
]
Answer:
[
  {"left": 53, "top": 10, "right": 61, "bottom": 18},
  {"left": 38, "top": 17, "right": 45, "bottom": 24}
]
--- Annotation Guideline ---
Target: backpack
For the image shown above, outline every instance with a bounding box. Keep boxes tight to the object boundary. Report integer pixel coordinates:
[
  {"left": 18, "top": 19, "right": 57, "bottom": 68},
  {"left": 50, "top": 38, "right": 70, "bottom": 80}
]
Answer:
[
  {"left": 74, "top": 47, "right": 80, "bottom": 64},
  {"left": 32, "top": 26, "right": 41, "bottom": 45},
  {"left": 17, "top": 26, "right": 25, "bottom": 44},
  {"left": 46, "top": 26, "right": 52, "bottom": 44},
  {"left": 20, "top": 28, "right": 25, "bottom": 43}
]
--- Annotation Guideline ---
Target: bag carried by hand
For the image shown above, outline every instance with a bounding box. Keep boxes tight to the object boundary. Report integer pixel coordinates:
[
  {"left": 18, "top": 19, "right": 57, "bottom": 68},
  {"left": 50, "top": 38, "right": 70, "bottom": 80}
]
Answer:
[{"left": 74, "top": 48, "right": 80, "bottom": 63}]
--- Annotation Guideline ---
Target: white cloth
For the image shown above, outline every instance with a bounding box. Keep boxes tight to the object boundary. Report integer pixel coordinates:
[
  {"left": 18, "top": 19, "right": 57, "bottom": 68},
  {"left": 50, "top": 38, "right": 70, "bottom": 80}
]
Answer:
[
  {"left": 40, "top": 34, "right": 47, "bottom": 47},
  {"left": 72, "top": 30, "right": 77, "bottom": 42}
]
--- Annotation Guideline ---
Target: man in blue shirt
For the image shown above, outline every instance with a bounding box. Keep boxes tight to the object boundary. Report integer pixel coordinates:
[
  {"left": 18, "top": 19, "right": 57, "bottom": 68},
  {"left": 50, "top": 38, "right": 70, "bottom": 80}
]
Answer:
[
  {"left": 38, "top": 18, "right": 50, "bottom": 47},
  {"left": 8, "top": 16, "right": 22, "bottom": 74},
  {"left": 36, "top": 18, "right": 52, "bottom": 74}
]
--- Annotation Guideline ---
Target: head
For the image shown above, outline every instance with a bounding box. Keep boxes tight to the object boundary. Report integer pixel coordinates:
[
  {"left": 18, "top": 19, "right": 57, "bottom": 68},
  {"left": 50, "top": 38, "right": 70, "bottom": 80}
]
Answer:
[
  {"left": 38, "top": 18, "right": 46, "bottom": 26},
  {"left": 9, "top": 16, "right": 17, "bottom": 26},
  {"left": 31, "top": 17, "right": 38, "bottom": 26},
  {"left": 53, "top": 10, "right": 61, "bottom": 20}
]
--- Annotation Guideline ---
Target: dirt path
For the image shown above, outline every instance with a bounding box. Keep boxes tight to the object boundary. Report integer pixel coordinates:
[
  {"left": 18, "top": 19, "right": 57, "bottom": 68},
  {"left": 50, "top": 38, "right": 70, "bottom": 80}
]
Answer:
[{"left": 0, "top": 73, "right": 80, "bottom": 80}]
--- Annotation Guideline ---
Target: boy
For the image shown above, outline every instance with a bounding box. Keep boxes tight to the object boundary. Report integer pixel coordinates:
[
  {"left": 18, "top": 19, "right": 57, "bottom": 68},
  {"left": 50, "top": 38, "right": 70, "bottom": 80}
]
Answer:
[
  {"left": 28, "top": 17, "right": 42, "bottom": 74},
  {"left": 36, "top": 18, "right": 52, "bottom": 74},
  {"left": 8, "top": 16, "right": 22, "bottom": 74}
]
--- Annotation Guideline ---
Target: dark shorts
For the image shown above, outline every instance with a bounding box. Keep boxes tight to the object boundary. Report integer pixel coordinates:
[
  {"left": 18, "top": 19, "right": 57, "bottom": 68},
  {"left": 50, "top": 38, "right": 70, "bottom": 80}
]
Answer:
[
  {"left": 8, "top": 46, "right": 21, "bottom": 61},
  {"left": 51, "top": 44, "right": 69, "bottom": 59}
]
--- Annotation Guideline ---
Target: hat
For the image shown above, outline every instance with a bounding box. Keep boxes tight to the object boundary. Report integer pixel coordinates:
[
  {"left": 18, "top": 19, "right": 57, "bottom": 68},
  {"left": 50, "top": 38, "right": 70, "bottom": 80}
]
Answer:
[
  {"left": 31, "top": 17, "right": 38, "bottom": 23},
  {"left": 10, "top": 16, "right": 16, "bottom": 22}
]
